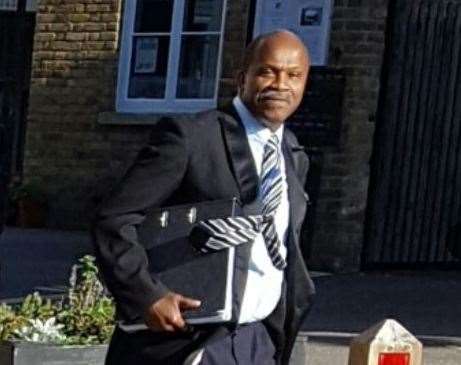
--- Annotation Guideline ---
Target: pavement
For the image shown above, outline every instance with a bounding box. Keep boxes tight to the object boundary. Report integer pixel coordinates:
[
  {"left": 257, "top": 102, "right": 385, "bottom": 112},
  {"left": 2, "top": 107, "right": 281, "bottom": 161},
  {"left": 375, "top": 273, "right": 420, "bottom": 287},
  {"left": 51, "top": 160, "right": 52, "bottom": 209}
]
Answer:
[
  {"left": 0, "top": 227, "right": 92, "bottom": 301},
  {"left": 303, "top": 270, "right": 461, "bottom": 336},
  {"left": 301, "top": 271, "right": 461, "bottom": 364},
  {"left": 1, "top": 227, "right": 461, "bottom": 364}
]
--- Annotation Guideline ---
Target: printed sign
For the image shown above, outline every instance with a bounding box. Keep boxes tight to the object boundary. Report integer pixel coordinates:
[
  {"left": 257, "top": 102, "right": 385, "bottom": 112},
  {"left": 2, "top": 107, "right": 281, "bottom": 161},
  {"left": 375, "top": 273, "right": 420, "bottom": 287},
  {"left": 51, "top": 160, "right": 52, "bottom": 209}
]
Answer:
[
  {"left": 253, "top": 0, "right": 333, "bottom": 65},
  {"left": 134, "top": 37, "right": 159, "bottom": 74},
  {"left": 26, "top": 0, "right": 37, "bottom": 12},
  {"left": 0, "top": 0, "right": 17, "bottom": 11}
]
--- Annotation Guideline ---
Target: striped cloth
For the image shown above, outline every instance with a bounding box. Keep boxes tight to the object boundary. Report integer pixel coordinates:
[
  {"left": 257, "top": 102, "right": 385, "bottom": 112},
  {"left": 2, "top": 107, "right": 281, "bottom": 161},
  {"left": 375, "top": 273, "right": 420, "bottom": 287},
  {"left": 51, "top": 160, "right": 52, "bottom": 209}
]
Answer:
[
  {"left": 192, "top": 135, "right": 287, "bottom": 270},
  {"left": 259, "top": 134, "right": 286, "bottom": 269}
]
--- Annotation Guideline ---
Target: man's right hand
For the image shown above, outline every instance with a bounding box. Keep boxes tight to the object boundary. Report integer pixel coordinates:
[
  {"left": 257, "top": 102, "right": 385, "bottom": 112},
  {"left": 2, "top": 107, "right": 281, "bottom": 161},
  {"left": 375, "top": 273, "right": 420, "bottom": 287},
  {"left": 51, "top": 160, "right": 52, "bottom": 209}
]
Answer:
[{"left": 144, "top": 292, "right": 201, "bottom": 332}]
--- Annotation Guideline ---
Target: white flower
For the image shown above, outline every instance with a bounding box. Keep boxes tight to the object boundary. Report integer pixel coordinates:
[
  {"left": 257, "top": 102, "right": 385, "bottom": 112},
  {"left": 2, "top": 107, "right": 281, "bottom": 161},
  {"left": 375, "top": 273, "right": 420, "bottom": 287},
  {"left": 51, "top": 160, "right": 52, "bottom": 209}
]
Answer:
[{"left": 14, "top": 317, "right": 66, "bottom": 344}]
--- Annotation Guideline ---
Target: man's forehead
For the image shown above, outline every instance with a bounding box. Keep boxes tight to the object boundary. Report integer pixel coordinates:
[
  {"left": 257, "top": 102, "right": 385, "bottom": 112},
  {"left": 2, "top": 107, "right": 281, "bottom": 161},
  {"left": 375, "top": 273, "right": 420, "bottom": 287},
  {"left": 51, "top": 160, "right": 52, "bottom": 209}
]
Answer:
[
  {"left": 253, "top": 44, "right": 308, "bottom": 66},
  {"left": 252, "top": 34, "right": 309, "bottom": 63}
]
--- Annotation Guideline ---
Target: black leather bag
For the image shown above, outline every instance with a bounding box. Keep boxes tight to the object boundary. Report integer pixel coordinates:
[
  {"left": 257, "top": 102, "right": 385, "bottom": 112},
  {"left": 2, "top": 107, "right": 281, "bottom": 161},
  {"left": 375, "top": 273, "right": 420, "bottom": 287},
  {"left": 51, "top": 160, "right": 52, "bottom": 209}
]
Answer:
[{"left": 137, "top": 198, "right": 245, "bottom": 324}]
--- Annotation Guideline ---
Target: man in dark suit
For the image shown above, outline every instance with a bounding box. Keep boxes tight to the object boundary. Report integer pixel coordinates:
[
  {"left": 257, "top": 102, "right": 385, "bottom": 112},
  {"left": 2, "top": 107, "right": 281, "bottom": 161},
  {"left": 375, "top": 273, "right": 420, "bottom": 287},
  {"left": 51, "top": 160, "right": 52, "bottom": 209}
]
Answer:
[{"left": 93, "top": 30, "right": 315, "bottom": 365}]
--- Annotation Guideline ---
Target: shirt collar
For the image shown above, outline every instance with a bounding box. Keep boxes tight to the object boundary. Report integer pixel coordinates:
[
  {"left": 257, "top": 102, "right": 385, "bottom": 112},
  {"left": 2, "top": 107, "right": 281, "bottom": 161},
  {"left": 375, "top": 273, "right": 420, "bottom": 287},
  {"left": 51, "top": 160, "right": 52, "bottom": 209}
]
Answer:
[{"left": 233, "top": 96, "right": 284, "bottom": 147}]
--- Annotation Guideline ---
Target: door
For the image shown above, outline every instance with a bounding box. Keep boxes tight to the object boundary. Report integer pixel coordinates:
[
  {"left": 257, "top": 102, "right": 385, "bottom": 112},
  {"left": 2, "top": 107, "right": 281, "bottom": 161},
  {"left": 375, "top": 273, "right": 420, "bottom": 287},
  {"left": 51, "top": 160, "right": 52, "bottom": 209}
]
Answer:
[
  {"left": 0, "top": 0, "right": 35, "bottom": 202},
  {"left": 364, "top": 0, "right": 461, "bottom": 268}
]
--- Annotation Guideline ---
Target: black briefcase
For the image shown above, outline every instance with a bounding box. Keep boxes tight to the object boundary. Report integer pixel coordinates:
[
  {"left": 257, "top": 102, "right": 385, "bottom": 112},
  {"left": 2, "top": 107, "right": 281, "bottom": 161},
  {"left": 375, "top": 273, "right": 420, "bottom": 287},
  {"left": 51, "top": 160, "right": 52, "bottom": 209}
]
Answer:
[{"left": 136, "top": 198, "right": 244, "bottom": 325}]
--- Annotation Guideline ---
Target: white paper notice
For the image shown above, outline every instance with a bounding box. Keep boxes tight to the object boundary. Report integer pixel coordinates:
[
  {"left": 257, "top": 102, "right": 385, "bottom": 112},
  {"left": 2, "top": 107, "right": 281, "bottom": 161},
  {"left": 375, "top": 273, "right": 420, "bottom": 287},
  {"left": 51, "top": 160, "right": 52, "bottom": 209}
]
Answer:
[
  {"left": 253, "top": 0, "right": 333, "bottom": 65},
  {"left": 26, "top": 0, "right": 37, "bottom": 12},
  {"left": 134, "top": 38, "right": 159, "bottom": 74},
  {"left": 0, "top": 0, "right": 17, "bottom": 11}
]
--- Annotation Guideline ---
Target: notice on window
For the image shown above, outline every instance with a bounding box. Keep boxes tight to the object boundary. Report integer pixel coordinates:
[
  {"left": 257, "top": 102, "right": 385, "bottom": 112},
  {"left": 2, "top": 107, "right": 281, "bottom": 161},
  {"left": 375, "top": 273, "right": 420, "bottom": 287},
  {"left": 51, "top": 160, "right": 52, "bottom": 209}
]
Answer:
[
  {"left": 134, "top": 38, "right": 159, "bottom": 74},
  {"left": 26, "top": 0, "right": 38, "bottom": 12},
  {"left": 0, "top": 0, "right": 18, "bottom": 11},
  {"left": 253, "top": 0, "right": 333, "bottom": 65}
]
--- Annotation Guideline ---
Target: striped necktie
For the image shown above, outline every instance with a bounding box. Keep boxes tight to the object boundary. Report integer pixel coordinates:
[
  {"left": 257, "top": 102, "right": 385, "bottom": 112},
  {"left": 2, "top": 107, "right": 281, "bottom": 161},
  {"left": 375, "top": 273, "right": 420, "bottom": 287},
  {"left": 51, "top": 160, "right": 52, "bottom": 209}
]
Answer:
[
  {"left": 191, "top": 135, "right": 287, "bottom": 270},
  {"left": 259, "top": 134, "right": 286, "bottom": 270}
]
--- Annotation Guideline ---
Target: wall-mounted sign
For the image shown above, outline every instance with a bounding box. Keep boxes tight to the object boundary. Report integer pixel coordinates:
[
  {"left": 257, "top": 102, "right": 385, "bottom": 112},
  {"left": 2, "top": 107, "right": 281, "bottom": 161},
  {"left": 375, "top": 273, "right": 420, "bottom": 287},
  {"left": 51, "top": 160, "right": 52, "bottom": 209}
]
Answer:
[{"left": 253, "top": 0, "right": 333, "bottom": 66}]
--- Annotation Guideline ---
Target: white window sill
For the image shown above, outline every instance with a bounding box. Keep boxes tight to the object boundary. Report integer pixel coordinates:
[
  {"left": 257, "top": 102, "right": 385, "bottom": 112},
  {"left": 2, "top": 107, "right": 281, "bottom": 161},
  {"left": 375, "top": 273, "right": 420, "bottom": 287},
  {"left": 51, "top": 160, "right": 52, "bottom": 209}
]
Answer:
[{"left": 97, "top": 111, "right": 192, "bottom": 125}]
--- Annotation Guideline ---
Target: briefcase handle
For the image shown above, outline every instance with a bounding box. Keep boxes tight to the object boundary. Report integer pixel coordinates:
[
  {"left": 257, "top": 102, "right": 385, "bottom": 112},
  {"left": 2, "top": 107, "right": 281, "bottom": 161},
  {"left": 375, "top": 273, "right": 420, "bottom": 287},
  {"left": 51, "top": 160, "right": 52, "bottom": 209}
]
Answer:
[{"left": 158, "top": 207, "right": 197, "bottom": 228}]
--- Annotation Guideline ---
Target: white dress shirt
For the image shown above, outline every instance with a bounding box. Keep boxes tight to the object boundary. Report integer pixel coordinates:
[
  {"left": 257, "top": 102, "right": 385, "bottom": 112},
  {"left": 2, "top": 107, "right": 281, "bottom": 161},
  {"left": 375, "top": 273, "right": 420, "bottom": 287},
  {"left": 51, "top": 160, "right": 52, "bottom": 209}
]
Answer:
[{"left": 232, "top": 96, "right": 290, "bottom": 324}]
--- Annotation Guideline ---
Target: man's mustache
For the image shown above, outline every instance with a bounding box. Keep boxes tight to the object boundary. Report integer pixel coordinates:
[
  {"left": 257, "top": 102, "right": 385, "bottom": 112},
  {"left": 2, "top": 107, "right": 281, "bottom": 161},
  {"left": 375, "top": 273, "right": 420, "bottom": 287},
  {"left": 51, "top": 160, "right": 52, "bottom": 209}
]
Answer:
[{"left": 258, "top": 90, "right": 290, "bottom": 102}]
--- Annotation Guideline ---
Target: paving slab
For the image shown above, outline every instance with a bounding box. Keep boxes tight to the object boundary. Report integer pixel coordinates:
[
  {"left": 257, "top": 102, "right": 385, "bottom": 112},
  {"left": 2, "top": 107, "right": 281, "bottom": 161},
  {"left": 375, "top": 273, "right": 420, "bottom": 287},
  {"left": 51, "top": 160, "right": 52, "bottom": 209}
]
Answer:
[
  {"left": 303, "top": 271, "right": 461, "bottom": 337},
  {"left": 0, "top": 227, "right": 93, "bottom": 299}
]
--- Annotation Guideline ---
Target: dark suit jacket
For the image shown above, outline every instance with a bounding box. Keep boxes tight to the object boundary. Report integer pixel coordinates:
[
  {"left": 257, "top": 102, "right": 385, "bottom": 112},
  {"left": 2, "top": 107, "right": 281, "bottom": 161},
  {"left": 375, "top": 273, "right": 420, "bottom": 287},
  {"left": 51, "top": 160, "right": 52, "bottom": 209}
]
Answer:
[{"left": 92, "top": 105, "right": 315, "bottom": 365}]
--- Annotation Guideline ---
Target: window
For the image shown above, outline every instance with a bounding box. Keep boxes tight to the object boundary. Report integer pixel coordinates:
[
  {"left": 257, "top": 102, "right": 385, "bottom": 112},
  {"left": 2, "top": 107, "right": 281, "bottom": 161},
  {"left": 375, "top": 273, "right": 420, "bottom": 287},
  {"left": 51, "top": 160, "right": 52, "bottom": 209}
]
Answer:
[
  {"left": 0, "top": 0, "right": 17, "bottom": 11},
  {"left": 117, "top": 0, "right": 227, "bottom": 113},
  {"left": 0, "top": 0, "right": 37, "bottom": 12}
]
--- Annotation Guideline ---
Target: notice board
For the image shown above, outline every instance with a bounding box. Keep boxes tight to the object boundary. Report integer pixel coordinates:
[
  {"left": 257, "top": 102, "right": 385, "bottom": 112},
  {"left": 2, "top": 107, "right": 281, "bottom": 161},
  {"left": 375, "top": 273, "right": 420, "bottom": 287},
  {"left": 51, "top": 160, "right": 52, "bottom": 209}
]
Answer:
[{"left": 253, "top": 0, "right": 333, "bottom": 65}]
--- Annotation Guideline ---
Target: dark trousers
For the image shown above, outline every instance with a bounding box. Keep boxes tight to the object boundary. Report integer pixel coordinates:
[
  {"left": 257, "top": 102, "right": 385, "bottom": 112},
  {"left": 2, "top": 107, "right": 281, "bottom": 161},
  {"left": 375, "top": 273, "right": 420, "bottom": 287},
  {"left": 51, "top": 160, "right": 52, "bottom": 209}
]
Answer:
[
  {"left": 199, "top": 322, "right": 276, "bottom": 365},
  {"left": 105, "top": 322, "right": 276, "bottom": 365}
]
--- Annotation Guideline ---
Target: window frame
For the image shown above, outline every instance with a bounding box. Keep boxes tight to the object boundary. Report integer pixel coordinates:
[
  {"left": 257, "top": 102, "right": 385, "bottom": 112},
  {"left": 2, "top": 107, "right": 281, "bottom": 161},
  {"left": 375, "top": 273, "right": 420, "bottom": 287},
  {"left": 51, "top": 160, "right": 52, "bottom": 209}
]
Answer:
[
  {"left": 0, "top": 0, "right": 17, "bottom": 11},
  {"left": 116, "top": 0, "right": 228, "bottom": 114},
  {"left": 0, "top": 0, "right": 36, "bottom": 12}
]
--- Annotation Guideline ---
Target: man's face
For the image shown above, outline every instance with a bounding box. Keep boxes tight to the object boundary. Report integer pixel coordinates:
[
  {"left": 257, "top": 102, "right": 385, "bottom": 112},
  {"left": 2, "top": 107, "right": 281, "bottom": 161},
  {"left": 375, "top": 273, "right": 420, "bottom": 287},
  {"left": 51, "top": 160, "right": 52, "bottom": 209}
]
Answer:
[{"left": 238, "top": 36, "right": 310, "bottom": 129}]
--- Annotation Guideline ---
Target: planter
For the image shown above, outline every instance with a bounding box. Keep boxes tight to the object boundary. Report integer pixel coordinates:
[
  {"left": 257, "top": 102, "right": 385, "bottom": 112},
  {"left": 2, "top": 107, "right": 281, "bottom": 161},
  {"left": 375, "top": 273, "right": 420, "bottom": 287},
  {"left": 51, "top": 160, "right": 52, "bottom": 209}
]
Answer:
[
  {"left": 0, "top": 341, "right": 108, "bottom": 365},
  {"left": 0, "top": 334, "right": 307, "bottom": 364}
]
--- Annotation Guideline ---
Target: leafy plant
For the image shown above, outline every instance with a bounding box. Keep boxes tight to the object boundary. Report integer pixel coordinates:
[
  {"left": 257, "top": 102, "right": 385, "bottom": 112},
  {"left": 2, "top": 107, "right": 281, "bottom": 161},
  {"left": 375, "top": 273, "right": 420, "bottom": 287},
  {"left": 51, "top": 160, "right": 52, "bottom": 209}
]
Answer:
[
  {"left": 18, "top": 292, "right": 56, "bottom": 319},
  {"left": 0, "top": 303, "right": 27, "bottom": 341},
  {"left": 14, "top": 318, "right": 65, "bottom": 344},
  {"left": 58, "top": 255, "right": 115, "bottom": 345},
  {"left": 0, "top": 255, "right": 115, "bottom": 345}
]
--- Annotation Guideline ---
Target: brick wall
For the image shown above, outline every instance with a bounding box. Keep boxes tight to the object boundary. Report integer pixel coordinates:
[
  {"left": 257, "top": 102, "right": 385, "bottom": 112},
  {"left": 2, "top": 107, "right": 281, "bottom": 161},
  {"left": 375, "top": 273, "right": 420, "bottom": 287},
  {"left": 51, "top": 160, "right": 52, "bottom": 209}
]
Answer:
[
  {"left": 26, "top": 0, "right": 126, "bottom": 227},
  {"left": 307, "top": 0, "right": 389, "bottom": 271},
  {"left": 219, "top": 1, "right": 252, "bottom": 104}
]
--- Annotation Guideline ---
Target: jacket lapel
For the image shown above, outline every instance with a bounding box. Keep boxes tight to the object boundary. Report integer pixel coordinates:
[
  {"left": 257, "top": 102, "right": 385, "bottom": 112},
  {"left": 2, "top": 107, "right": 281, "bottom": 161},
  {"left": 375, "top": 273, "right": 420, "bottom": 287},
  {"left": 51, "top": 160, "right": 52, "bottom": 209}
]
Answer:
[
  {"left": 281, "top": 135, "right": 316, "bottom": 364},
  {"left": 282, "top": 136, "right": 308, "bottom": 232},
  {"left": 218, "top": 104, "right": 259, "bottom": 204}
]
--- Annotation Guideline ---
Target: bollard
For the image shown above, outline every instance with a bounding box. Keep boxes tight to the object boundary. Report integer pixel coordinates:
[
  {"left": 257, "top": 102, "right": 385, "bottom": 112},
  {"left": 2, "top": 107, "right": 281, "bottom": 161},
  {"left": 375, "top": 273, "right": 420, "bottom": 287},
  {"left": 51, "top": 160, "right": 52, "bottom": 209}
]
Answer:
[{"left": 348, "top": 319, "right": 422, "bottom": 365}]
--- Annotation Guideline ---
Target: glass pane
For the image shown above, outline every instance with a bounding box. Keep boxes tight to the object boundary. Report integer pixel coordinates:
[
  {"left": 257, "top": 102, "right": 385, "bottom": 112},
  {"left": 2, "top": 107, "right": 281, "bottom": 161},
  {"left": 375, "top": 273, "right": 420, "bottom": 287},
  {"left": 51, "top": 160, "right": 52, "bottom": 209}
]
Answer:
[
  {"left": 135, "top": 0, "right": 174, "bottom": 33},
  {"left": 177, "top": 35, "right": 219, "bottom": 99},
  {"left": 0, "top": 0, "right": 17, "bottom": 11},
  {"left": 129, "top": 36, "right": 170, "bottom": 99},
  {"left": 183, "top": 0, "right": 224, "bottom": 32}
]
